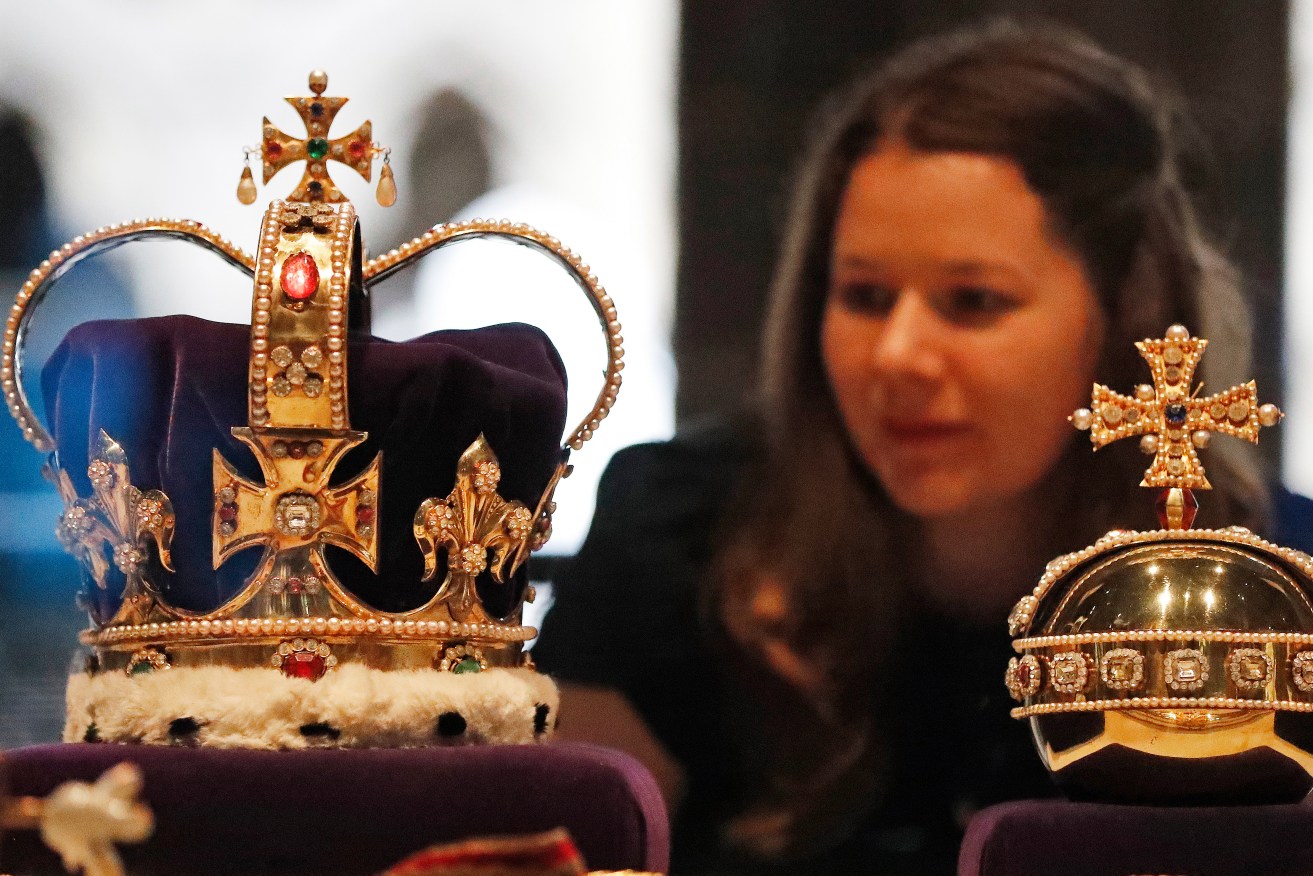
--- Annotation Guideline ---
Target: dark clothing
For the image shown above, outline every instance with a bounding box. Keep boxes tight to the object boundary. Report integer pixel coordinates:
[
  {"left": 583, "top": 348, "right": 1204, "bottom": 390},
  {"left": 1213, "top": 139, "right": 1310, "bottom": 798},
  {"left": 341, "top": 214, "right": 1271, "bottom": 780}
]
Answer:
[{"left": 534, "top": 425, "right": 1313, "bottom": 875}]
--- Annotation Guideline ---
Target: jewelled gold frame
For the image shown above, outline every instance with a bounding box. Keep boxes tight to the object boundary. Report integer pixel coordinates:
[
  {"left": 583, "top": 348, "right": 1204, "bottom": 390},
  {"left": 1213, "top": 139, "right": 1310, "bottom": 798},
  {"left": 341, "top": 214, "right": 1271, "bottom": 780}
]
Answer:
[
  {"left": 4, "top": 73, "right": 626, "bottom": 689},
  {"left": 6, "top": 215, "right": 622, "bottom": 676}
]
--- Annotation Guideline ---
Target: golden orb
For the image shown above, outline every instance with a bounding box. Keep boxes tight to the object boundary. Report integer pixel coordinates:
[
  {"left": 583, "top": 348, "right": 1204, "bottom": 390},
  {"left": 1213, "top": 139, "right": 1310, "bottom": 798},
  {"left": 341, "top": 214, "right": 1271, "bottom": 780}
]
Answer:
[
  {"left": 1011, "top": 324, "right": 1300, "bottom": 802},
  {"left": 1009, "top": 532, "right": 1313, "bottom": 803}
]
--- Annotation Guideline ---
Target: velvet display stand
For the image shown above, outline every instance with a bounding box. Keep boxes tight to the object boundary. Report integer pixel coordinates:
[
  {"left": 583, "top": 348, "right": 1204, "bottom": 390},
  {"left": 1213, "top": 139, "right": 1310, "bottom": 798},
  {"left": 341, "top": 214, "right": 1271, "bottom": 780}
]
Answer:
[
  {"left": 959, "top": 799, "right": 1313, "bottom": 876},
  {"left": 1, "top": 742, "right": 669, "bottom": 876}
]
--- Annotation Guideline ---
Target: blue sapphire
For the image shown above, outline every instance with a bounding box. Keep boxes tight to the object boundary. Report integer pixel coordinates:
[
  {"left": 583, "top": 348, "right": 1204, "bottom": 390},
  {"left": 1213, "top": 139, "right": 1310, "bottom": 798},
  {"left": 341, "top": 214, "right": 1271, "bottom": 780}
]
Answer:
[{"left": 1164, "top": 404, "right": 1188, "bottom": 425}]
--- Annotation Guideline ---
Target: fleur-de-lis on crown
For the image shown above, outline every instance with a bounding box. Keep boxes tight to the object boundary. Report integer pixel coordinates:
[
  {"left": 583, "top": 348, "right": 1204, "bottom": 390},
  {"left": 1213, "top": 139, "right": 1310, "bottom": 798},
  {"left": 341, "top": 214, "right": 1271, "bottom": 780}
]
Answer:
[
  {"left": 51, "top": 430, "right": 174, "bottom": 627},
  {"left": 413, "top": 436, "right": 543, "bottom": 622}
]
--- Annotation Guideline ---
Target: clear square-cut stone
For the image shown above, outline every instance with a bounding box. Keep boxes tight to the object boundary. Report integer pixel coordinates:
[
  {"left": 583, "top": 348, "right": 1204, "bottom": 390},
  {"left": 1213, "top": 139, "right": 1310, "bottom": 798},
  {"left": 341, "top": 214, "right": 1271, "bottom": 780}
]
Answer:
[
  {"left": 1175, "top": 657, "right": 1200, "bottom": 682},
  {"left": 1053, "top": 656, "right": 1082, "bottom": 687},
  {"left": 285, "top": 506, "right": 313, "bottom": 533},
  {"left": 1108, "top": 656, "right": 1134, "bottom": 682},
  {"left": 1239, "top": 655, "right": 1266, "bottom": 680}
]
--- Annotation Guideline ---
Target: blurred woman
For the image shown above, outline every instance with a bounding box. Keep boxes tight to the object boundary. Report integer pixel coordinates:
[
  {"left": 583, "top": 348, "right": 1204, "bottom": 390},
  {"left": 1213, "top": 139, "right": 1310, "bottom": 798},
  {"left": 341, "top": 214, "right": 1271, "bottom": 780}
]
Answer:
[{"left": 535, "top": 20, "right": 1301, "bottom": 874}]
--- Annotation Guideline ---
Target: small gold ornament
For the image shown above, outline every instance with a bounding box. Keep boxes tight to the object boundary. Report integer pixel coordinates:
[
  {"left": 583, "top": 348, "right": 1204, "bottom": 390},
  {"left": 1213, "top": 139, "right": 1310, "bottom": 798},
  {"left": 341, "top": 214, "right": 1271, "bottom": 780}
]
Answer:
[
  {"left": 376, "top": 159, "right": 397, "bottom": 207},
  {"left": 236, "top": 164, "right": 257, "bottom": 205}
]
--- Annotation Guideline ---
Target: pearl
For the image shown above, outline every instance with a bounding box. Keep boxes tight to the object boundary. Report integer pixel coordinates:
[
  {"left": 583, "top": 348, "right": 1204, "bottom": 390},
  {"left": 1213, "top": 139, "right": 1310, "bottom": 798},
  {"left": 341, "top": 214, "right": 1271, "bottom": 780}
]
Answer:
[
  {"left": 1191, "top": 430, "right": 1211, "bottom": 449},
  {"left": 1260, "top": 403, "right": 1283, "bottom": 427},
  {"left": 1165, "top": 324, "right": 1190, "bottom": 341},
  {"left": 1140, "top": 434, "right": 1159, "bottom": 455},
  {"left": 1135, "top": 384, "right": 1155, "bottom": 401},
  {"left": 1071, "top": 408, "right": 1093, "bottom": 430}
]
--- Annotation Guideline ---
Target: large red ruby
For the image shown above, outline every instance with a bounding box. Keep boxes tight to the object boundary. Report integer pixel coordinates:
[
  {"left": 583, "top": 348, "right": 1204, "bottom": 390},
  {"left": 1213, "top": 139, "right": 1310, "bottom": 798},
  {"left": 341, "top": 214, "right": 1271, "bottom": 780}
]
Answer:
[
  {"left": 281, "top": 252, "right": 319, "bottom": 301},
  {"left": 264, "top": 140, "right": 283, "bottom": 161},
  {"left": 348, "top": 139, "right": 368, "bottom": 161},
  {"left": 281, "top": 650, "right": 326, "bottom": 680},
  {"left": 1017, "top": 661, "right": 1032, "bottom": 688}
]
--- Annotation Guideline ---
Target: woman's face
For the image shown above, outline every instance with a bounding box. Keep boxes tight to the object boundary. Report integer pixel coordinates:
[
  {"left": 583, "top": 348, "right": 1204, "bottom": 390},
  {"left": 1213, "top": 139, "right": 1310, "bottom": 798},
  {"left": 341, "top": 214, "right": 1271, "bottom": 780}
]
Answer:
[{"left": 821, "top": 144, "right": 1105, "bottom": 518}]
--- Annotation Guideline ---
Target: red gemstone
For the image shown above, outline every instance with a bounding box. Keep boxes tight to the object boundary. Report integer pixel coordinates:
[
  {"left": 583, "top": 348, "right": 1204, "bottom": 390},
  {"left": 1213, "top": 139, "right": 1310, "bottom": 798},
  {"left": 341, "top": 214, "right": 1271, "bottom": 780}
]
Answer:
[
  {"left": 264, "top": 140, "right": 283, "bottom": 161},
  {"left": 218, "top": 504, "right": 238, "bottom": 522},
  {"left": 287, "top": 577, "right": 303, "bottom": 594},
  {"left": 1017, "top": 662, "right": 1033, "bottom": 688},
  {"left": 1154, "top": 487, "right": 1198, "bottom": 530},
  {"left": 288, "top": 442, "right": 306, "bottom": 459},
  {"left": 348, "top": 139, "right": 368, "bottom": 160},
  {"left": 356, "top": 506, "right": 375, "bottom": 524},
  {"left": 280, "top": 252, "right": 319, "bottom": 301},
  {"left": 280, "top": 651, "right": 326, "bottom": 680}
]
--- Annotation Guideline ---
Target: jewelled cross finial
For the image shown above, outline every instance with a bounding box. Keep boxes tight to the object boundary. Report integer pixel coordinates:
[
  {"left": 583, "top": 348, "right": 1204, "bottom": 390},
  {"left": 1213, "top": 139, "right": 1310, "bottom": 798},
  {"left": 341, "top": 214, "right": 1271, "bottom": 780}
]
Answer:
[
  {"left": 255, "top": 70, "right": 378, "bottom": 205},
  {"left": 1072, "top": 324, "right": 1282, "bottom": 490}
]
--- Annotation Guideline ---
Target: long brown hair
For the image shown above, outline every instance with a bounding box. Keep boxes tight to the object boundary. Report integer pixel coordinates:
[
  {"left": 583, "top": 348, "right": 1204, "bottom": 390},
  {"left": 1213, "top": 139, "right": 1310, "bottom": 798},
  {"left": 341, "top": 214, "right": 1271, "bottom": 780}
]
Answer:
[{"left": 712, "top": 19, "right": 1269, "bottom": 859}]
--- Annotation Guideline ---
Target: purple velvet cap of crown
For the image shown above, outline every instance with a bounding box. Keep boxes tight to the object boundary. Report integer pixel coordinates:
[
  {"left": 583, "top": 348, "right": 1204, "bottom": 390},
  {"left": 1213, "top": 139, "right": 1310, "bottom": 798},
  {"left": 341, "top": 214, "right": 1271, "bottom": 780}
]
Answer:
[{"left": 41, "top": 315, "right": 567, "bottom": 617}]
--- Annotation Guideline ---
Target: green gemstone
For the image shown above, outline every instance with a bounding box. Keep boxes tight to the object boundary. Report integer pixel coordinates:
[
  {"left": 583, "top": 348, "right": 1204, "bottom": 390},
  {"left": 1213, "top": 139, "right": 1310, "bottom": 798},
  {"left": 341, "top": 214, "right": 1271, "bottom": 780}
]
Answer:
[
  {"left": 130, "top": 660, "right": 155, "bottom": 676},
  {"left": 307, "top": 138, "right": 329, "bottom": 160},
  {"left": 453, "top": 657, "right": 482, "bottom": 674}
]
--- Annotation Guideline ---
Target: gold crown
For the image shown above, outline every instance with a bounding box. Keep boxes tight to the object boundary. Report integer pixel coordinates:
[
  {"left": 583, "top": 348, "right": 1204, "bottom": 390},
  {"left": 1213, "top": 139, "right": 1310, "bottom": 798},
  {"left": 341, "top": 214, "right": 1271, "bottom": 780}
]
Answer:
[
  {"left": 1003, "top": 325, "right": 1313, "bottom": 802},
  {"left": 3, "top": 73, "right": 624, "bottom": 746}
]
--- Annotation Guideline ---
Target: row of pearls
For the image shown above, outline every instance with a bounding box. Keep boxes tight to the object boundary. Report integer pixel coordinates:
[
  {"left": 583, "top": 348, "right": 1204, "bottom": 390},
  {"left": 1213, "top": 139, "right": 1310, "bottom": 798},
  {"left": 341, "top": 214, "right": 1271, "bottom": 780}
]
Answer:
[
  {"left": 1016, "top": 629, "right": 1313, "bottom": 651},
  {"left": 363, "top": 219, "right": 623, "bottom": 453},
  {"left": 87, "top": 616, "right": 535, "bottom": 644},
  {"left": 1012, "top": 696, "right": 1313, "bottom": 719},
  {"left": 250, "top": 202, "right": 282, "bottom": 426},
  {"left": 5, "top": 219, "right": 254, "bottom": 450},
  {"left": 327, "top": 204, "right": 354, "bottom": 430}
]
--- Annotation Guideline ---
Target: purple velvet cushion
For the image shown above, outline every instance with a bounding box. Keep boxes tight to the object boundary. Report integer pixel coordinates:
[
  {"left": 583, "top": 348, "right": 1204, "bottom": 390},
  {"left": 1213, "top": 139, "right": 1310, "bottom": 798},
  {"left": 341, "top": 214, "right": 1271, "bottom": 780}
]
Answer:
[
  {"left": 40, "top": 316, "right": 567, "bottom": 616},
  {"left": 960, "top": 798, "right": 1313, "bottom": 876},
  {"left": 1, "top": 743, "right": 669, "bottom": 876}
]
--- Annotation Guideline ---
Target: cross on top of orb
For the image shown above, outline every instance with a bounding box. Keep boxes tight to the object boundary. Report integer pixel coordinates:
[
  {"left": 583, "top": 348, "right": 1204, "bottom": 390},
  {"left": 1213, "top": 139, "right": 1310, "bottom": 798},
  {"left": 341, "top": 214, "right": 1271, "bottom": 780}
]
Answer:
[
  {"left": 1071, "top": 324, "right": 1282, "bottom": 490},
  {"left": 260, "top": 70, "right": 376, "bottom": 204}
]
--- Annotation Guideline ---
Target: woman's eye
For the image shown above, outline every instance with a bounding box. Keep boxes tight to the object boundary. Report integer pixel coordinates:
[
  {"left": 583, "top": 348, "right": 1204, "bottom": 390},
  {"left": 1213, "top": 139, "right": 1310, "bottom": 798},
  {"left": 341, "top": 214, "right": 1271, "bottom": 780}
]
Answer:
[
  {"left": 941, "top": 285, "right": 1018, "bottom": 324},
  {"left": 834, "top": 282, "right": 896, "bottom": 316}
]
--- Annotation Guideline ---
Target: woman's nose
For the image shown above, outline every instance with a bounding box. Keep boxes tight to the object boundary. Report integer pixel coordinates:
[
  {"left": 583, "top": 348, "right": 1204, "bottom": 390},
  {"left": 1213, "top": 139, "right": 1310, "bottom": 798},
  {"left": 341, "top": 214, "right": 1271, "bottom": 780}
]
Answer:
[{"left": 871, "top": 290, "right": 947, "bottom": 381}]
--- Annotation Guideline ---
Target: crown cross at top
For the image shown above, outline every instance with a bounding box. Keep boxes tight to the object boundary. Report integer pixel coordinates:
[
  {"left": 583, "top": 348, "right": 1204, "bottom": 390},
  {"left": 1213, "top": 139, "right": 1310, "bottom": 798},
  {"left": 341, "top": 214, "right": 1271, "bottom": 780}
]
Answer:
[
  {"left": 236, "top": 70, "right": 396, "bottom": 207},
  {"left": 1072, "top": 324, "right": 1282, "bottom": 490}
]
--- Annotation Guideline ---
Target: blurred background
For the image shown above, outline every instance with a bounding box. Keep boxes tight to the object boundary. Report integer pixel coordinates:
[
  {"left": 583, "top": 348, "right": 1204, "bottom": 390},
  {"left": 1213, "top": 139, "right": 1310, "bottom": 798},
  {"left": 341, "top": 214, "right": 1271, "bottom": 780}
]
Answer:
[{"left": 0, "top": 0, "right": 1298, "bottom": 744}]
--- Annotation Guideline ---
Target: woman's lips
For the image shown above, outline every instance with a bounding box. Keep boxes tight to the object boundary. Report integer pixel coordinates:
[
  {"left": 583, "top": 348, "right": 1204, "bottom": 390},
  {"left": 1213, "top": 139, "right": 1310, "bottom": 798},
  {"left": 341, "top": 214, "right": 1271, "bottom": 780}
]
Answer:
[{"left": 880, "top": 419, "right": 971, "bottom": 445}]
